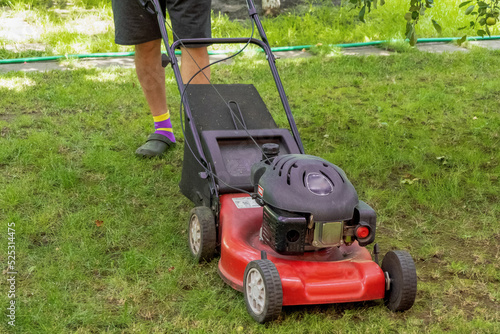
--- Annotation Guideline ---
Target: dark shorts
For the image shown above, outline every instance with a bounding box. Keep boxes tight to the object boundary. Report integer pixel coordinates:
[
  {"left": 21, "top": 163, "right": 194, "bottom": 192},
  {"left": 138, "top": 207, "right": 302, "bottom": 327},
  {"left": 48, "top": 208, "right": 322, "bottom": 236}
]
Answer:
[{"left": 111, "top": 0, "right": 211, "bottom": 46}]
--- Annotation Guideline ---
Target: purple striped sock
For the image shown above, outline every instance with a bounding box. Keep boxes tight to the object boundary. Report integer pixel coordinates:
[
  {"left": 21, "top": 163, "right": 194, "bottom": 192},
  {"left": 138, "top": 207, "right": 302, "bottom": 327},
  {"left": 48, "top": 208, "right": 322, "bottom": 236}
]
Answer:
[{"left": 153, "top": 112, "right": 176, "bottom": 143}]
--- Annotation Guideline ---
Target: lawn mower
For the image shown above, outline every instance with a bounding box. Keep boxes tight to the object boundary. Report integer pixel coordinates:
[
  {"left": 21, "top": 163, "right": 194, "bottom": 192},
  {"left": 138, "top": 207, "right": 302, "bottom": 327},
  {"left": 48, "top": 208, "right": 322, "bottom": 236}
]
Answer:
[{"left": 139, "top": 0, "right": 417, "bottom": 323}]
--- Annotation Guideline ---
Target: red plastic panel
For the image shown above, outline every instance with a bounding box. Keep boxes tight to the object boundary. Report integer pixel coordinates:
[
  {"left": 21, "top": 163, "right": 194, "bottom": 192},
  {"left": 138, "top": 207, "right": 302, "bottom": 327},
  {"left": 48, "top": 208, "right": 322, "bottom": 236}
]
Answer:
[{"left": 218, "top": 194, "right": 386, "bottom": 306}]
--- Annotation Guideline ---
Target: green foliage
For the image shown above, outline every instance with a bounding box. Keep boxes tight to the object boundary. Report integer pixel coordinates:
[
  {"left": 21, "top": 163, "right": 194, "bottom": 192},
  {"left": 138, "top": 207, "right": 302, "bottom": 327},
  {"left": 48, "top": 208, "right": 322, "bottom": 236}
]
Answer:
[
  {"left": 349, "top": 0, "right": 386, "bottom": 23},
  {"left": 459, "top": 0, "right": 500, "bottom": 38},
  {"left": 403, "top": 0, "right": 440, "bottom": 45},
  {"left": 2, "top": 0, "right": 492, "bottom": 59},
  {"left": 0, "top": 0, "right": 105, "bottom": 8},
  {"left": 72, "top": 0, "right": 107, "bottom": 8},
  {"left": 1, "top": 0, "right": 65, "bottom": 8},
  {"left": 347, "top": 0, "right": 444, "bottom": 45}
]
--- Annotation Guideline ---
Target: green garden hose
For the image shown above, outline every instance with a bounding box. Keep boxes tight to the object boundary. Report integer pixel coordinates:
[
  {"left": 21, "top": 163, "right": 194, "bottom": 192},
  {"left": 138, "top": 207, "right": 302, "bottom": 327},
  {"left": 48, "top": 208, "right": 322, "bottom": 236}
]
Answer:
[{"left": 1, "top": 36, "right": 499, "bottom": 64}]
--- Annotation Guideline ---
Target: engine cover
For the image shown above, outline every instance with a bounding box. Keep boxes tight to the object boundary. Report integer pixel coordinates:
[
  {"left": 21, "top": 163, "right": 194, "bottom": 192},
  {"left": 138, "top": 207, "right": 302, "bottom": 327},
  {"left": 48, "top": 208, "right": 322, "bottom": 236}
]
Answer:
[{"left": 251, "top": 154, "right": 359, "bottom": 222}]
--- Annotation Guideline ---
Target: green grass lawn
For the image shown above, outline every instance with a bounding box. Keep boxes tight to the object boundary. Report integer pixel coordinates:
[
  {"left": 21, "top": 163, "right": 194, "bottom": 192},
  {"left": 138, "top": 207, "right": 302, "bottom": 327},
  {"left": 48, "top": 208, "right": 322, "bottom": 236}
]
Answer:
[{"left": 0, "top": 48, "right": 499, "bottom": 333}]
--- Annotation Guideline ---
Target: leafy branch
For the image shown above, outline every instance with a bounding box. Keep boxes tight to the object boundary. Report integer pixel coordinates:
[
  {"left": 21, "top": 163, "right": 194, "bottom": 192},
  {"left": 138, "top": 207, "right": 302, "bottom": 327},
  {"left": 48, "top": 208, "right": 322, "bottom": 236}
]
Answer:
[
  {"left": 349, "top": 0, "right": 386, "bottom": 23},
  {"left": 404, "top": 0, "right": 441, "bottom": 45},
  {"left": 459, "top": 0, "right": 500, "bottom": 41},
  {"left": 349, "top": 0, "right": 441, "bottom": 46}
]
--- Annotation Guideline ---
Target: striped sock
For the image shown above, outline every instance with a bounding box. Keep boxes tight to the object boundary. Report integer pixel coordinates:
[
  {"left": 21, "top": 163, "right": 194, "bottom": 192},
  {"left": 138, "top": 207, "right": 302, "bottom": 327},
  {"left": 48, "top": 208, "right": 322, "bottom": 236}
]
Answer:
[{"left": 153, "top": 112, "right": 176, "bottom": 143}]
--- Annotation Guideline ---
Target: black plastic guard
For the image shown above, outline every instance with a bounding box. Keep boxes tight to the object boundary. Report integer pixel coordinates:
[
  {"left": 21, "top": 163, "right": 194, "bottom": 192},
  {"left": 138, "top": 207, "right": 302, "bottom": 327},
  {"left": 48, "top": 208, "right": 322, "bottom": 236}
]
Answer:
[
  {"left": 179, "top": 84, "right": 299, "bottom": 205},
  {"left": 202, "top": 129, "right": 301, "bottom": 194}
]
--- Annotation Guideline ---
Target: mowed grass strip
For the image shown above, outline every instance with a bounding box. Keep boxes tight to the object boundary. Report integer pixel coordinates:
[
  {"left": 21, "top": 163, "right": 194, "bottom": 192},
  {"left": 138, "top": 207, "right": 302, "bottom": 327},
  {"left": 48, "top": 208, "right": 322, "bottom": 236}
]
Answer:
[{"left": 0, "top": 49, "right": 499, "bottom": 333}]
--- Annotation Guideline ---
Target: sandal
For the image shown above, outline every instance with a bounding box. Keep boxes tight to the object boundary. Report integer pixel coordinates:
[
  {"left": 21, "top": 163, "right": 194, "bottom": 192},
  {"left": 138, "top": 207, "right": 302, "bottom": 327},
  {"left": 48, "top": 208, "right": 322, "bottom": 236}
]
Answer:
[{"left": 135, "top": 133, "right": 176, "bottom": 158}]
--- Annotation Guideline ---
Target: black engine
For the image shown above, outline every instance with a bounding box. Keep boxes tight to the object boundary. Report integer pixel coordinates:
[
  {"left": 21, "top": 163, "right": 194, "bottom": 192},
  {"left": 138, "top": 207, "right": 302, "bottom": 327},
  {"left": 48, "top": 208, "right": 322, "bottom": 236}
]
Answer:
[{"left": 251, "top": 151, "right": 376, "bottom": 255}]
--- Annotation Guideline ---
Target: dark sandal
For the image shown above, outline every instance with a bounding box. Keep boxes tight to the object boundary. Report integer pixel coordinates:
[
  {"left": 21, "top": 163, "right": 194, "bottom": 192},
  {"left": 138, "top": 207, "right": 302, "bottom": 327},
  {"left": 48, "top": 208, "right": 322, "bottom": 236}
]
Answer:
[{"left": 135, "top": 133, "right": 176, "bottom": 158}]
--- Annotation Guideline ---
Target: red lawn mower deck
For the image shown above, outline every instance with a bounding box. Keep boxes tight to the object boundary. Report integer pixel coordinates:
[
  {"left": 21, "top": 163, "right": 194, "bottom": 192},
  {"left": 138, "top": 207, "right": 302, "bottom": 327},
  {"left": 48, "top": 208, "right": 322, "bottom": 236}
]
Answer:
[{"left": 217, "top": 194, "right": 386, "bottom": 306}]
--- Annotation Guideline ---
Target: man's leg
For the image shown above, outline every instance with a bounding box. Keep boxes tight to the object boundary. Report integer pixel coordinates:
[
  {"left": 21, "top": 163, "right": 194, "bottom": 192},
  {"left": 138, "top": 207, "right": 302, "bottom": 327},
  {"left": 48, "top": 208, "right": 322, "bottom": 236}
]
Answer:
[
  {"left": 134, "top": 39, "right": 176, "bottom": 157},
  {"left": 135, "top": 43, "right": 210, "bottom": 104},
  {"left": 134, "top": 41, "right": 211, "bottom": 157},
  {"left": 135, "top": 39, "right": 166, "bottom": 118},
  {"left": 180, "top": 46, "right": 210, "bottom": 84}
]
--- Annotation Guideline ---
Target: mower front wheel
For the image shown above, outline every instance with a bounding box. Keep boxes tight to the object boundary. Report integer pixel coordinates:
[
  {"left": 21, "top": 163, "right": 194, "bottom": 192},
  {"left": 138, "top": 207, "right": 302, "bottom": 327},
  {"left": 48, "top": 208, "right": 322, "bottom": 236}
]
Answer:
[
  {"left": 188, "top": 206, "right": 216, "bottom": 262},
  {"left": 243, "top": 260, "right": 283, "bottom": 323},
  {"left": 381, "top": 250, "right": 417, "bottom": 312}
]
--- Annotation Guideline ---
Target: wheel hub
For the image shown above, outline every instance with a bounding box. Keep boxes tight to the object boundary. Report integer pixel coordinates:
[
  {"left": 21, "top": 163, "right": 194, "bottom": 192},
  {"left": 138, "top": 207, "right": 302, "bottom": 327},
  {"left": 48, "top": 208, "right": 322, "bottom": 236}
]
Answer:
[
  {"left": 384, "top": 271, "right": 391, "bottom": 291},
  {"left": 189, "top": 216, "right": 201, "bottom": 254},
  {"left": 252, "top": 285, "right": 260, "bottom": 299},
  {"left": 246, "top": 268, "right": 265, "bottom": 315}
]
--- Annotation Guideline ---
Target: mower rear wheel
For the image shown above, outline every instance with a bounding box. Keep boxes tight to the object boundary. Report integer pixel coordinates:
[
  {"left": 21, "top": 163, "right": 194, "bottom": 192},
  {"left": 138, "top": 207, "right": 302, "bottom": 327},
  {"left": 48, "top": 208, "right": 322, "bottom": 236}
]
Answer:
[
  {"left": 188, "top": 206, "right": 216, "bottom": 262},
  {"left": 243, "top": 260, "right": 282, "bottom": 323},
  {"left": 381, "top": 250, "right": 417, "bottom": 312}
]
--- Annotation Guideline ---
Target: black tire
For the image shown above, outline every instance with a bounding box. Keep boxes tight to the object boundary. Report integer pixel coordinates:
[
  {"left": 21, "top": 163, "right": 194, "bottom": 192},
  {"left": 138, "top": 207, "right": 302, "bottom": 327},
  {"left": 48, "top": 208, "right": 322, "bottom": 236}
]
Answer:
[
  {"left": 188, "top": 206, "right": 216, "bottom": 262},
  {"left": 381, "top": 250, "right": 417, "bottom": 312},
  {"left": 243, "top": 260, "right": 283, "bottom": 323}
]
